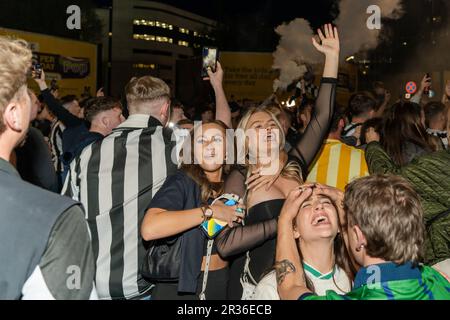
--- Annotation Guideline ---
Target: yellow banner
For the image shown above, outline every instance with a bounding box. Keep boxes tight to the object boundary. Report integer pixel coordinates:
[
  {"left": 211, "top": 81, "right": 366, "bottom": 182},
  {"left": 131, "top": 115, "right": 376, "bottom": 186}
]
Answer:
[
  {"left": 221, "top": 52, "right": 276, "bottom": 102},
  {"left": 0, "top": 28, "right": 98, "bottom": 98}
]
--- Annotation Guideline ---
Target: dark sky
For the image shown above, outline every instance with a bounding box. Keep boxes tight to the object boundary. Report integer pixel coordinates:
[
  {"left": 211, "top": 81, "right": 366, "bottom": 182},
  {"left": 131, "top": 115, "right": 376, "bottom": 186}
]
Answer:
[{"left": 152, "top": 0, "right": 338, "bottom": 27}]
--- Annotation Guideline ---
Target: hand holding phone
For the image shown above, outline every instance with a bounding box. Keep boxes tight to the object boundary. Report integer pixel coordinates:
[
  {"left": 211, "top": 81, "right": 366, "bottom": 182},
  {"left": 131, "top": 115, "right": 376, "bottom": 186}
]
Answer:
[
  {"left": 201, "top": 194, "right": 243, "bottom": 239},
  {"left": 32, "top": 64, "right": 42, "bottom": 79},
  {"left": 202, "top": 47, "right": 218, "bottom": 78}
]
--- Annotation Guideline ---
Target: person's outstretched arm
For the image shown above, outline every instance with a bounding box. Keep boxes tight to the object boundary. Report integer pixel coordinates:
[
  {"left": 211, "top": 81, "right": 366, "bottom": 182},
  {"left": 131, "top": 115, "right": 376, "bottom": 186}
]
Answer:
[
  {"left": 216, "top": 218, "right": 278, "bottom": 258},
  {"left": 206, "top": 62, "right": 232, "bottom": 128},
  {"left": 365, "top": 141, "right": 400, "bottom": 175},
  {"left": 34, "top": 70, "right": 83, "bottom": 128},
  {"left": 289, "top": 24, "right": 339, "bottom": 170}
]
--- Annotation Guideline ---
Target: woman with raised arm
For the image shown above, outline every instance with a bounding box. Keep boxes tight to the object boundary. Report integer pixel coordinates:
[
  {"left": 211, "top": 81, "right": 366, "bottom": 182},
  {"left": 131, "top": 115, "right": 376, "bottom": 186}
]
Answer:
[
  {"left": 253, "top": 186, "right": 355, "bottom": 300},
  {"left": 216, "top": 24, "right": 340, "bottom": 299}
]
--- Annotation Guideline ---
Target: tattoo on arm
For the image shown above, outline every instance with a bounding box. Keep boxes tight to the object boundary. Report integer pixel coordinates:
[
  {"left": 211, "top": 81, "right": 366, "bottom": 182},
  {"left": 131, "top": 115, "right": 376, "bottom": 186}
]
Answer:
[{"left": 274, "top": 260, "right": 297, "bottom": 285}]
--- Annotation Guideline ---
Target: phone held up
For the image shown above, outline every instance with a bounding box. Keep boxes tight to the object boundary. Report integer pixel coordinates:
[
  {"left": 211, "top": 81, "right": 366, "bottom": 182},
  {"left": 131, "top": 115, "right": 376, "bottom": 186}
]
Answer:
[
  {"left": 32, "top": 63, "right": 42, "bottom": 79},
  {"left": 201, "top": 46, "right": 219, "bottom": 78}
]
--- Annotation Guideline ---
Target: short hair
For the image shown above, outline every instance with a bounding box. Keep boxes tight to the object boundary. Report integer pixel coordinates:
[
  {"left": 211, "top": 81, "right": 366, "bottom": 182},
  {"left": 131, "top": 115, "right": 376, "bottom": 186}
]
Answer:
[
  {"left": 344, "top": 175, "right": 425, "bottom": 265},
  {"left": 171, "top": 99, "right": 184, "bottom": 109},
  {"left": 60, "top": 95, "right": 78, "bottom": 108},
  {"left": 360, "top": 117, "right": 384, "bottom": 145},
  {"left": 177, "top": 119, "right": 194, "bottom": 127},
  {"left": 329, "top": 105, "right": 346, "bottom": 133},
  {"left": 84, "top": 97, "right": 122, "bottom": 123},
  {"left": 424, "top": 101, "right": 446, "bottom": 127},
  {"left": 0, "top": 36, "right": 32, "bottom": 134},
  {"left": 348, "top": 92, "right": 376, "bottom": 119},
  {"left": 372, "top": 81, "right": 385, "bottom": 90},
  {"left": 125, "top": 76, "right": 170, "bottom": 113}
]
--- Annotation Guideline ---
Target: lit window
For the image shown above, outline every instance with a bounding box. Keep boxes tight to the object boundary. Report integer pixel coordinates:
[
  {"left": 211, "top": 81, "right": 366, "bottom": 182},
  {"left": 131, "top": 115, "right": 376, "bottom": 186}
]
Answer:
[
  {"left": 133, "top": 63, "right": 156, "bottom": 69},
  {"left": 178, "top": 41, "right": 189, "bottom": 47},
  {"left": 179, "top": 28, "right": 190, "bottom": 35}
]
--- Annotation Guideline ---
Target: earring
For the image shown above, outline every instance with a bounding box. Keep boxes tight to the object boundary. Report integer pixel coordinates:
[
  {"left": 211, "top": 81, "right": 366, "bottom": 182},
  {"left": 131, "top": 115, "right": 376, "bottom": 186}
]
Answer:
[{"left": 355, "top": 244, "right": 365, "bottom": 252}]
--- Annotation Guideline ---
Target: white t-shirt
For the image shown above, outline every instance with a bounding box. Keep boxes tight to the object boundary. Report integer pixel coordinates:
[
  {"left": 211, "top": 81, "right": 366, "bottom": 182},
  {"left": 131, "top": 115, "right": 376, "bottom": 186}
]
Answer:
[{"left": 253, "top": 264, "right": 352, "bottom": 300}]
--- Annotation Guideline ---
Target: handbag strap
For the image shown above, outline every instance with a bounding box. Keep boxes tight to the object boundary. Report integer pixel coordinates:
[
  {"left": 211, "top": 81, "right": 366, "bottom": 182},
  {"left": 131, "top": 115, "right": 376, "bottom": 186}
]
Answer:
[
  {"left": 242, "top": 250, "right": 257, "bottom": 285},
  {"left": 199, "top": 239, "right": 214, "bottom": 300}
]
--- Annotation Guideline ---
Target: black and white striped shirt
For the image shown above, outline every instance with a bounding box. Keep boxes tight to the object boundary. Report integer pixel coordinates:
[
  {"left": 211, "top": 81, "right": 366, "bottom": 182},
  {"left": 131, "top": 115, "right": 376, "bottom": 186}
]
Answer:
[
  {"left": 62, "top": 115, "right": 178, "bottom": 300},
  {"left": 50, "top": 120, "right": 65, "bottom": 174}
]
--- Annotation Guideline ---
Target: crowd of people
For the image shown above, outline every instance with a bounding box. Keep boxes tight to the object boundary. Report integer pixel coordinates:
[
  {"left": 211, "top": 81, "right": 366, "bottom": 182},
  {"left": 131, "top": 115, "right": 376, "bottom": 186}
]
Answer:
[{"left": 0, "top": 24, "right": 449, "bottom": 300}]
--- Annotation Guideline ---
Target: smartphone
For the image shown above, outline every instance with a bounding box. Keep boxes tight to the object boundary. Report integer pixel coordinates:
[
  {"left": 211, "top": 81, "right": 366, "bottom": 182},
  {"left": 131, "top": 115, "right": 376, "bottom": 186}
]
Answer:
[
  {"left": 32, "top": 63, "right": 42, "bottom": 79},
  {"left": 201, "top": 46, "right": 218, "bottom": 78}
]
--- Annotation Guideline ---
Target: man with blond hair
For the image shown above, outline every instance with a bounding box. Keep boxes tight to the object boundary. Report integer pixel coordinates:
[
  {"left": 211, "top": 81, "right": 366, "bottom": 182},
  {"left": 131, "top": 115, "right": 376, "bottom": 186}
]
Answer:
[
  {"left": 63, "top": 62, "right": 232, "bottom": 299},
  {"left": 0, "top": 36, "right": 96, "bottom": 299}
]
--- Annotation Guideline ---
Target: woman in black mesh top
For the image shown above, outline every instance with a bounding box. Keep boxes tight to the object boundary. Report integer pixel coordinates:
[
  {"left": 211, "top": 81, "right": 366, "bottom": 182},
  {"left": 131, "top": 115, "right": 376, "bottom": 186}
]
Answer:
[{"left": 216, "top": 24, "right": 340, "bottom": 299}]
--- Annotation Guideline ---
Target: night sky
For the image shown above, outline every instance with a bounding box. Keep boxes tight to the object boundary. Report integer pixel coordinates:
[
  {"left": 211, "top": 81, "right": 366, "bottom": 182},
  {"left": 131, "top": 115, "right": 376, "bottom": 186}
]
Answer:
[
  {"left": 95, "top": 0, "right": 338, "bottom": 27},
  {"left": 153, "top": 0, "right": 338, "bottom": 27}
]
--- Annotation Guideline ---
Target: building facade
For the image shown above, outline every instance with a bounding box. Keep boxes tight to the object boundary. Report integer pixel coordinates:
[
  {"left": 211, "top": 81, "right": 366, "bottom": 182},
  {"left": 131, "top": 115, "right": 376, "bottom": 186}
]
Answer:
[{"left": 109, "top": 0, "right": 217, "bottom": 96}]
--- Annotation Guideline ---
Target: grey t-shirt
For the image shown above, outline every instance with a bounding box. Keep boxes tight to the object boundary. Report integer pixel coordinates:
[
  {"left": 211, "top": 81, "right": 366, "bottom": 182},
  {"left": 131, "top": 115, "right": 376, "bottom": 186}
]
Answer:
[{"left": 21, "top": 205, "right": 97, "bottom": 300}]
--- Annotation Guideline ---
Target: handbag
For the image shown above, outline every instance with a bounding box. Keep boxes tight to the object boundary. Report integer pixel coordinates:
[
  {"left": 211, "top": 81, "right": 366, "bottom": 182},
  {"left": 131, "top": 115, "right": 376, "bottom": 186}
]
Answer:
[{"left": 141, "top": 235, "right": 182, "bottom": 282}]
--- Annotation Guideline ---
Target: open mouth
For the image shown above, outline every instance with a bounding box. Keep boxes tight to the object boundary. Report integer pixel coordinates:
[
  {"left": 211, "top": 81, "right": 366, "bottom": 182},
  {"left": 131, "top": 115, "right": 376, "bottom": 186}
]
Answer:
[{"left": 311, "top": 212, "right": 331, "bottom": 226}]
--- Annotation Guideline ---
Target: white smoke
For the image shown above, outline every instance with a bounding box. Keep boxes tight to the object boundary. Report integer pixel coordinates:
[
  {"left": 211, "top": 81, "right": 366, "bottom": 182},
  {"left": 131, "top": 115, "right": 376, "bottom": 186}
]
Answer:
[
  {"left": 337, "top": 0, "right": 404, "bottom": 58},
  {"left": 272, "top": 0, "right": 404, "bottom": 92}
]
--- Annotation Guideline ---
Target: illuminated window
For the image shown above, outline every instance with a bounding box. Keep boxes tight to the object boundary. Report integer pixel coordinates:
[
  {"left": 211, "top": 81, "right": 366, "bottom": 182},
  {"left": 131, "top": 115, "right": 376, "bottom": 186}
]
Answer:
[
  {"left": 178, "top": 41, "right": 189, "bottom": 47},
  {"left": 193, "top": 31, "right": 198, "bottom": 37},
  {"left": 133, "top": 63, "right": 156, "bottom": 69},
  {"left": 179, "top": 28, "right": 190, "bottom": 35},
  {"left": 134, "top": 19, "right": 172, "bottom": 29},
  {"left": 133, "top": 34, "right": 156, "bottom": 41}
]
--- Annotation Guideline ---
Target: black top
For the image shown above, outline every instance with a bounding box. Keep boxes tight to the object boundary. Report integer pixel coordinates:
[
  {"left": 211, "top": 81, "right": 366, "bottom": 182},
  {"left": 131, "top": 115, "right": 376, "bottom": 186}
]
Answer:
[
  {"left": 218, "top": 199, "right": 284, "bottom": 299},
  {"left": 148, "top": 170, "right": 220, "bottom": 294},
  {"left": 15, "top": 127, "right": 59, "bottom": 192},
  {"left": 219, "top": 77, "right": 337, "bottom": 299}
]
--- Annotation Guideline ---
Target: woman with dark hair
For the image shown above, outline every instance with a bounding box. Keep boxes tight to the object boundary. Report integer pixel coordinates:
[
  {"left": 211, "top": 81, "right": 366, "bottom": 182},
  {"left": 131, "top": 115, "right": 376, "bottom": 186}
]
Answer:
[
  {"left": 364, "top": 106, "right": 450, "bottom": 276},
  {"left": 141, "top": 120, "right": 245, "bottom": 299},
  {"left": 216, "top": 24, "right": 340, "bottom": 299},
  {"left": 253, "top": 187, "right": 354, "bottom": 299},
  {"left": 359, "top": 117, "right": 383, "bottom": 148},
  {"left": 382, "top": 101, "right": 437, "bottom": 166}
]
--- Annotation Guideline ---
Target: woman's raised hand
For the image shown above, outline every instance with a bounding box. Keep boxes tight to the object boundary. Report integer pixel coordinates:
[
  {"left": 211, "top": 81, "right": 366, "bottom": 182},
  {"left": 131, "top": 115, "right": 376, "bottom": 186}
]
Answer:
[{"left": 312, "top": 23, "right": 340, "bottom": 58}]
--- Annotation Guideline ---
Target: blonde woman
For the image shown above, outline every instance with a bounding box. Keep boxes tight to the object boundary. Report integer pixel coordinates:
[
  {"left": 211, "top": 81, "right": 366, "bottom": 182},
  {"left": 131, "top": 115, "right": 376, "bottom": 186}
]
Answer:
[{"left": 215, "top": 24, "right": 340, "bottom": 299}]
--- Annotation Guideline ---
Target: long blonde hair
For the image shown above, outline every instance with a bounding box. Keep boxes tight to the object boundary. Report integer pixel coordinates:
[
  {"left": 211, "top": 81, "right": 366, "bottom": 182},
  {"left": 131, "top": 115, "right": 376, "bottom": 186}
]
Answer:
[{"left": 237, "top": 105, "right": 303, "bottom": 184}]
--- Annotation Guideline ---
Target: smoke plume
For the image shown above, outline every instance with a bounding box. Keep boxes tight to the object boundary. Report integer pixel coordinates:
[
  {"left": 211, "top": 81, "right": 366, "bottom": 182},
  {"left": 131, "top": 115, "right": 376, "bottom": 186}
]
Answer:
[{"left": 273, "top": 0, "right": 404, "bottom": 91}]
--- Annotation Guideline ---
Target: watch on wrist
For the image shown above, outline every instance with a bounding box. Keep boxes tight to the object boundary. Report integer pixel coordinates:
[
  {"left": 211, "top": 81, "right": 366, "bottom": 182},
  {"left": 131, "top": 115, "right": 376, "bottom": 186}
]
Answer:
[{"left": 201, "top": 206, "right": 213, "bottom": 223}]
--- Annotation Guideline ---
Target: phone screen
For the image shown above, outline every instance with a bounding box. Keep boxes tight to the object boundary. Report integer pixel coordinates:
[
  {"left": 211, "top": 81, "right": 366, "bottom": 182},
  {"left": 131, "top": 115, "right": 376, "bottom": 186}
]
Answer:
[
  {"left": 202, "top": 47, "right": 218, "bottom": 77},
  {"left": 33, "top": 64, "right": 42, "bottom": 79}
]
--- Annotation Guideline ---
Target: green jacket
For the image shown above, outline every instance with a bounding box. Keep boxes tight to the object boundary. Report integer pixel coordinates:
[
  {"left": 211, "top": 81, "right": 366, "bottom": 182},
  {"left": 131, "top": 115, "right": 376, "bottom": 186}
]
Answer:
[{"left": 365, "top": 142, "right": 450, "bottom": 266}]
